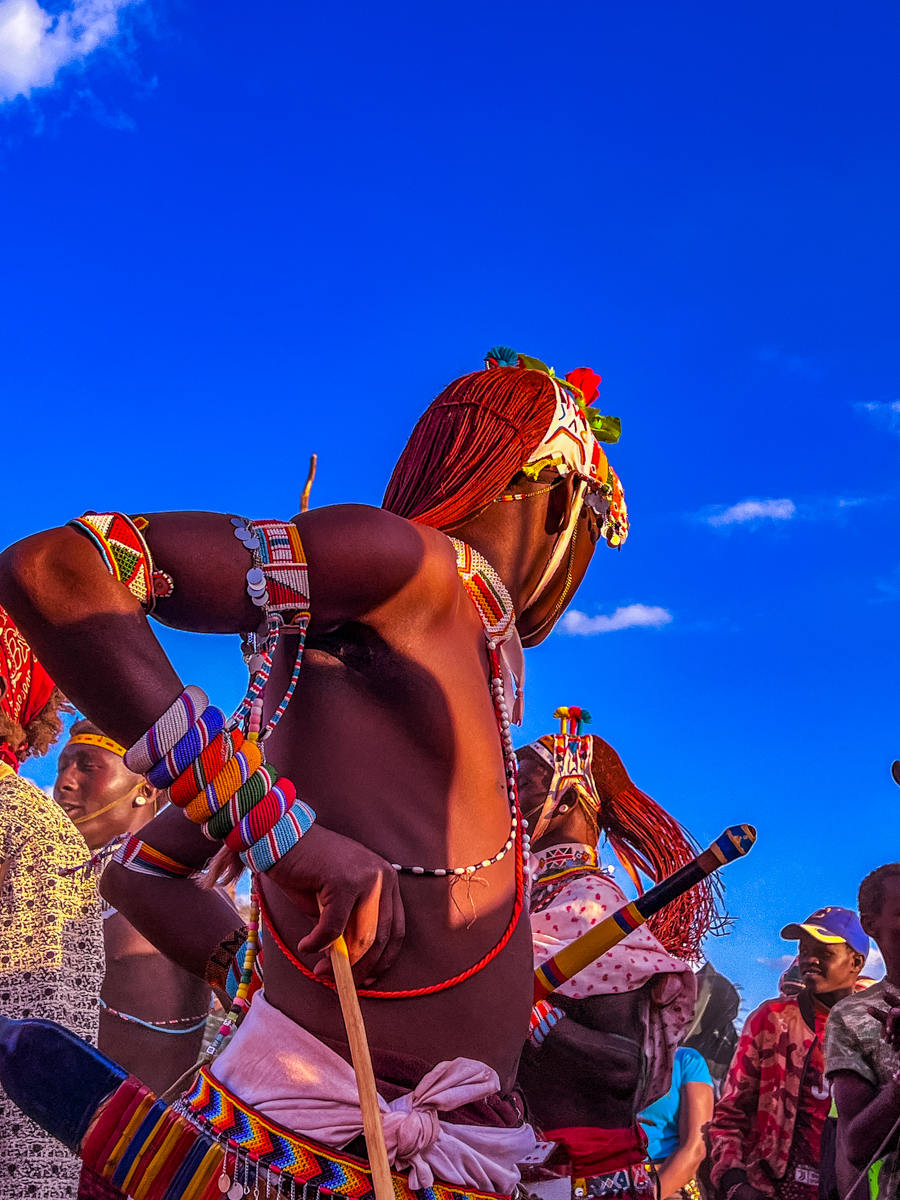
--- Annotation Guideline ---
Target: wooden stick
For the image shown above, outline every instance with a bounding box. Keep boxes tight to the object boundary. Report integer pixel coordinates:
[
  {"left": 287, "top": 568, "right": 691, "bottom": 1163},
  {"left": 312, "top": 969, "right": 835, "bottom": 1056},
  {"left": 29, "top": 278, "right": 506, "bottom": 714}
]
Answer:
[
  {"left": 328, "top": 934, "right": 395, "bottom": 1200},
  {"left": 300, "top": 453, "right": 318, "bottom": 513}
]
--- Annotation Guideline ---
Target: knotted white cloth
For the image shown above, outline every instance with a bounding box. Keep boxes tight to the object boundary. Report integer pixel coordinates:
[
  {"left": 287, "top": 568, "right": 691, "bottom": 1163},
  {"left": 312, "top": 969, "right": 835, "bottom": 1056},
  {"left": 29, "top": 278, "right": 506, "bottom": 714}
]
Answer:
[{"left": 210, "top": 993, "right": 536, "bottom": 1193}]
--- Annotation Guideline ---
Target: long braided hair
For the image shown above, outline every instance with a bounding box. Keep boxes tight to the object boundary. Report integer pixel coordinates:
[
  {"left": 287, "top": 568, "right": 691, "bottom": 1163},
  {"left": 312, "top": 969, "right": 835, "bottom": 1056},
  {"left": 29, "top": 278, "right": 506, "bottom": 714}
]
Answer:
[
  {"left": 529, "top": 733, "right": 720, "bottom": 962},
  {"left": 383, "top": 367, "right": 558, "bottom": 528}
]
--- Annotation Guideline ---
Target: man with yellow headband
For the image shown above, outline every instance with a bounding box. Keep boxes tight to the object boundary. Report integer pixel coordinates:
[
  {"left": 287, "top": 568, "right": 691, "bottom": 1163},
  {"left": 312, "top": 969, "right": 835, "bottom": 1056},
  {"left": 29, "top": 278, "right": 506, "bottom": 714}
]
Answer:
[
  {"left": 54, "top": 721, "right": 213, "bottom": 1098},
  {"left": 0, "top": 348, "right": 628, "bottom": 1199}
]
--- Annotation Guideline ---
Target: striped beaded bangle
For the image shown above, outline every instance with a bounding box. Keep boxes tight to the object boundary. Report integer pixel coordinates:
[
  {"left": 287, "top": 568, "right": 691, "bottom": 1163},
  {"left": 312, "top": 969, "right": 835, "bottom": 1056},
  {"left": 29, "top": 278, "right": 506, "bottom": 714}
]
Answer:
[
  {"left": 114, "top": 834, "right": 197, "bottom": 880},
  {"left": 203, "top": 764, "right": 277, "bottom": 842},
  {"left": 166, "top": 727, "right": 243, "bottom": 808},
  {"left": 183, "top": 742, "right": 263, "bottom": 825},
  {"left": 125, "top": 686, "right": 209, "bottom": 776},
  {"left": 146, "top": 706, "right": 225, "bottom": 790},
  {"left": 224, "top": 778, "right": 297, "bottom": 853},
  {"left": 240, "top": 801, "right": 316, "bottom": 872}
]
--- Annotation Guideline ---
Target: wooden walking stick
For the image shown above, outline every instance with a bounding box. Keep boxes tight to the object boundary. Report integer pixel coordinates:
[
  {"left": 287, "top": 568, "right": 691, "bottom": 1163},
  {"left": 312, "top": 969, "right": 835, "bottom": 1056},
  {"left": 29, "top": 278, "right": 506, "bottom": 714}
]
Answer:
[
  {"left": 534, "top": 823, "right": 757, "bottom": 1002},
  {"left": 325, "top": 927, "right": 395, "bottom": 1200}
]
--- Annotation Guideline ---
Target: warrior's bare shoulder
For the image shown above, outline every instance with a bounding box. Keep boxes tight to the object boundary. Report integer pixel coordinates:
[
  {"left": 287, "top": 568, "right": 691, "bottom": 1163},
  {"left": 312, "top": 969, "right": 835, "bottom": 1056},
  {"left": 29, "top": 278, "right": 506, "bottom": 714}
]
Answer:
[{"left": 0, "top": 504, "right": 459, "bottom": 639}]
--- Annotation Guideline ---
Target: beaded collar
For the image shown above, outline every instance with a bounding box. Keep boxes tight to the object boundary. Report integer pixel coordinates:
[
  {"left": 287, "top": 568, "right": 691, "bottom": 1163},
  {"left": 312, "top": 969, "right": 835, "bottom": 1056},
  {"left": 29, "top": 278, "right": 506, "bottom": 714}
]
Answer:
[
  {"left": 450, "top": 538, "right": 516, "bottom": 644},
  {"left": 529, "top": 841, "right": 601, "bottom": 912}
]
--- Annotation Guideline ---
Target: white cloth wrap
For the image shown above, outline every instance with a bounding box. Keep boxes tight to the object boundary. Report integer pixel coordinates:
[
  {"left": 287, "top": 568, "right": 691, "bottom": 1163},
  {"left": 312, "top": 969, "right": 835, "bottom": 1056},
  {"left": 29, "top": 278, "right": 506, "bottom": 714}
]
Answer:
[{"left": 210, "top": 993, "right": 536, "bottom": 1193}]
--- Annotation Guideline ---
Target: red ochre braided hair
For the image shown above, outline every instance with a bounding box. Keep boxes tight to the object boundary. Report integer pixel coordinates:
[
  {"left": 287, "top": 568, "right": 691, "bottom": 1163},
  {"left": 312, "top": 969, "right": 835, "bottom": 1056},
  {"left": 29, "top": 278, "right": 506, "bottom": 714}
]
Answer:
[
  {"left": 382, "top": 367, "right": 558, "bottom": 528},
  {"left": 529, "top": 732, "right": 719, "bottom": 963}
]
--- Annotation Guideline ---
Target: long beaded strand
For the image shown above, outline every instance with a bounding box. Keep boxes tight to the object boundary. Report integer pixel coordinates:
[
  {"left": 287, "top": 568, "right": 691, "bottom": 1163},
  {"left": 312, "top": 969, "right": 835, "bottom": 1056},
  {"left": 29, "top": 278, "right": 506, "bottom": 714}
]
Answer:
[{"left": 256, "top": 630, "right": 530, "bottom": 1001}]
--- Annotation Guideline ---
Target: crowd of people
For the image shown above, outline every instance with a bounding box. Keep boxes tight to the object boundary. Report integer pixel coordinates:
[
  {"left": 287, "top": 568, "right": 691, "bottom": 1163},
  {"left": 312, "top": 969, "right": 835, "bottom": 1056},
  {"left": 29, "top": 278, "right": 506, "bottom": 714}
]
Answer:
[{"left": 0, "top": 349, "right": 895, "bottom": 1200}]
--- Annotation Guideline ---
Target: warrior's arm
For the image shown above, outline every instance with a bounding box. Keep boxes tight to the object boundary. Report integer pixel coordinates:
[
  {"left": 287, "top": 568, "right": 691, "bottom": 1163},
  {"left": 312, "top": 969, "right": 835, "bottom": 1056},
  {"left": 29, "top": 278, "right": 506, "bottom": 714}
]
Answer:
[
  {"left": 832, "top": 1070, "right": 900, "bottom": 1171},
  {"left": 0, "top": 504, "right": 437, "bottom": 968},
  {"left": 0, "top": 505, "right": 438, "bottom": 737}
]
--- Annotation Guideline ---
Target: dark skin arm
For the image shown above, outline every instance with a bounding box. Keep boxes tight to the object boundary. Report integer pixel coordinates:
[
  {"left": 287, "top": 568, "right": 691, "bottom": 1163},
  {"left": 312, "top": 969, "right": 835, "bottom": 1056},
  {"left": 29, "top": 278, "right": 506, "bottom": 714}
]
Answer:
[
  {"left": 832, "top": 1070, "right": 900, "bottom": 1172},
  {"left": 100, "top": 910, "right": 213, "bottom": 1095},
  {"left": 0, "top": 505, "right": 449, "bottom": 974},
  {"left": 517, "top": 988, "right": 649, "bottom": 1130}
]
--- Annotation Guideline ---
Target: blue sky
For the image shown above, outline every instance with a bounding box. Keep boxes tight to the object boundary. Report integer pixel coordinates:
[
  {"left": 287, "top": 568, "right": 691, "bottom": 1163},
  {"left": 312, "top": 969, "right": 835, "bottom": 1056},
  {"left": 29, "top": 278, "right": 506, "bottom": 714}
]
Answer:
[{"left": 2, "top": 0, "right": 899, "bottom": 1015}]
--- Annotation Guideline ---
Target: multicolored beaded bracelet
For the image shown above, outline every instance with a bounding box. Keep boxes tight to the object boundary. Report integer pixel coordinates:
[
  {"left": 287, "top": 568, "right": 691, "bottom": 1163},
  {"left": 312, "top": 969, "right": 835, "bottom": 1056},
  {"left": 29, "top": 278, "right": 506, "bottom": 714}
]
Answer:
[
  {"left": 115, "top": 834, "right": 197, "bottom": 880},
  {"left": 241, "top": 801, "right": 316, "bottom": 873},
  {"left": 126, "top": 685, "right": 316, "bottom": 871},
  {"left": 124, "top": 685, "right": 209, "bottom": 776},
  {"left": 145, "top": 705, "right": 225, "bottom": 791}
]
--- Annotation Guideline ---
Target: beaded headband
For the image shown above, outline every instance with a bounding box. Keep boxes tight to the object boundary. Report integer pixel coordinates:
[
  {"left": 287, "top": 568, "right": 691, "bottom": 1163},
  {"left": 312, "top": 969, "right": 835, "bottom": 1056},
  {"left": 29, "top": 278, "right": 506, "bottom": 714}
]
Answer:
[
  {"left": 69, "top": 733, "right": 127, "bottom": 758},
  {"left": 483, "top": 348, "right": 629, "bottom": 613}
]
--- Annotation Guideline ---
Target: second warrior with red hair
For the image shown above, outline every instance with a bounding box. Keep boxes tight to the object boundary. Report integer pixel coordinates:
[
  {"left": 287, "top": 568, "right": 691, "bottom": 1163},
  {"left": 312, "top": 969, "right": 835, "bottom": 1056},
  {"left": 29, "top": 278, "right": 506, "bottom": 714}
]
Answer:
[{"left": 516, "top": 706, "right": 717, "bottom": 1200}]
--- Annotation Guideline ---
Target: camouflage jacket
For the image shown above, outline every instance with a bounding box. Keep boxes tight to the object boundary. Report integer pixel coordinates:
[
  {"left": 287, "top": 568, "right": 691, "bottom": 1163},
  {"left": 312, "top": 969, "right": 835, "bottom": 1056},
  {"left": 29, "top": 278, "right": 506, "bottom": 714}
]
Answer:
[{"left": 708, "top": 990, "right": 825, "bottom": 1195}]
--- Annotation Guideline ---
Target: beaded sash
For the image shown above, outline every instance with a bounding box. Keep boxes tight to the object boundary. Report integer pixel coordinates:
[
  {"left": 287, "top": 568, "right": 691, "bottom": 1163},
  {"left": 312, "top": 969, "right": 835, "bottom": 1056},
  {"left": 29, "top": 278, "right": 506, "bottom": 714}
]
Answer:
[{"left": 178, "top": 1068, "right": 511, "bottom": 1200}]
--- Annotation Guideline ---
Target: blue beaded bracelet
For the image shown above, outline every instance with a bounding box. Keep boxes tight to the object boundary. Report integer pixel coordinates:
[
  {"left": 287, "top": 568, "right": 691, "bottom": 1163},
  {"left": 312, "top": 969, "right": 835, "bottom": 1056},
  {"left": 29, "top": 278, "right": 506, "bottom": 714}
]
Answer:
[
  {"left": 241, "top": 801, "right": 316, "bottom": 873},
  {"left": 146, "top": 705, "right": 225, "bottom": 790}
]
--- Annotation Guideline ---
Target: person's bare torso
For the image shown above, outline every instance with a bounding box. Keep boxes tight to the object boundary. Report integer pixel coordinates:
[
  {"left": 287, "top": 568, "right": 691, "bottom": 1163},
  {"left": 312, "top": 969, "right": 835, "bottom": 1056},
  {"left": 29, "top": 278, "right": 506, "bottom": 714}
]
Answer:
[{"left": 259, "top": 535, "right": 533, "bottom": 1089}]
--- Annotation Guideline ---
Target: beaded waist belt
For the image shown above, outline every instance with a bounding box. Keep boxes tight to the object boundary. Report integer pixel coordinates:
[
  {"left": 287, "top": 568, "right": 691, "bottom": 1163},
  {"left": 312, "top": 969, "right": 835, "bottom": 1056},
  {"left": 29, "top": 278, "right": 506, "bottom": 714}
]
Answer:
[{"left": 175, "top": 1067, "right": 511, "bottom": 1200}]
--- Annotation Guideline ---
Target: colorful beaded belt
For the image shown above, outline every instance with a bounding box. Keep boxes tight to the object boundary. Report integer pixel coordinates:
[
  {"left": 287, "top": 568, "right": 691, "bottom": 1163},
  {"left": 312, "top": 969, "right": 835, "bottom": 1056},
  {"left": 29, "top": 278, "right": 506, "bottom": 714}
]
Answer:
[{"left": 175, "top": 1067, "right": 511, "bottom": 1200}]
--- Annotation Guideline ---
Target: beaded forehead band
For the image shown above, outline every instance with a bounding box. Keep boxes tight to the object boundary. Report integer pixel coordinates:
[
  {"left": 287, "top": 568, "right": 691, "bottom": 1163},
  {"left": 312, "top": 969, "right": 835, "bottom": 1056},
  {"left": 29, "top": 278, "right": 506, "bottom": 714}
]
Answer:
[{"left": 69, "top": 733, "right": 127, "bottom": 758}]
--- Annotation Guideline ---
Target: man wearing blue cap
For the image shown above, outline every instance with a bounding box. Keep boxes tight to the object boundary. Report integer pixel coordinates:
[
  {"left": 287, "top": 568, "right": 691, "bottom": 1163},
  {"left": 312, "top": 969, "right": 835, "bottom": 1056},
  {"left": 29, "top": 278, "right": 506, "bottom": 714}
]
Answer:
[{"left": 708, "top": 906, "right": 867, "bottom": 1200}]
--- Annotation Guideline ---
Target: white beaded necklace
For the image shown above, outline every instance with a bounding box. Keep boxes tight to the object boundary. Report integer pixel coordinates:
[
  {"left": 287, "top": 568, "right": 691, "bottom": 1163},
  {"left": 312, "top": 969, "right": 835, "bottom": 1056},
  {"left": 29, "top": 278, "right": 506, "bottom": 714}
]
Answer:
[{"left": 389, "top": 540, "right": 530, "bottom": 877}]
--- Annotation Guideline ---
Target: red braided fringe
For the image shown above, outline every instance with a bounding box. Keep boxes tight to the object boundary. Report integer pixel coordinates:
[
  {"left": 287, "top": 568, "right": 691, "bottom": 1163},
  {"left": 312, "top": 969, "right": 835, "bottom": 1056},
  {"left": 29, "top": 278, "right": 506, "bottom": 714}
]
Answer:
[
  {"left": 383, "top": 368, "right": 557, "bottom": 529},
  {"left": 603, "top": 784, "right": 718, "bottom": 963}
]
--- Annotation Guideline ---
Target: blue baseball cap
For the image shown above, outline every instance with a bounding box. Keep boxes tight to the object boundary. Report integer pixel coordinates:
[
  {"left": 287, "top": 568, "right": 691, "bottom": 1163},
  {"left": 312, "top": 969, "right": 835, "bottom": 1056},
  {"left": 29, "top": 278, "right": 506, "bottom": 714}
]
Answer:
[{"left": 781, "top": 906, "right": 869, "bottom": 957}]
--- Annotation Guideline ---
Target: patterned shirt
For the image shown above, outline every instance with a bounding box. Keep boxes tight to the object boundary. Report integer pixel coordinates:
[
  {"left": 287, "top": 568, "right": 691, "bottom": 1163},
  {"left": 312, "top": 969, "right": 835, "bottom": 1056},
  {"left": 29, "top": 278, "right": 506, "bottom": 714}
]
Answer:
[
  {"left": 0, "top": 770, "right": 105, "bottom": 1199},
  {"left": 708, "top": 991, "right": 827, "bottom": 1196}
]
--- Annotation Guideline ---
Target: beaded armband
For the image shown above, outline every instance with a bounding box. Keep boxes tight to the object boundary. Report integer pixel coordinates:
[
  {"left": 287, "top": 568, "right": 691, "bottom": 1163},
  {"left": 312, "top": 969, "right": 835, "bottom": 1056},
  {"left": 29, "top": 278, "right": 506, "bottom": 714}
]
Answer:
[
  {"left": 125, "top": 685, "right": 316, "bottom": 867},
  {"left": 122, "top": 517, "right": 315, "bottom": 872},
  {"left": 115, "top": 834, "right": 197, "bottom": 880},
  {"left": 68, "top": 511, "right": 174, "bottom": 614}
]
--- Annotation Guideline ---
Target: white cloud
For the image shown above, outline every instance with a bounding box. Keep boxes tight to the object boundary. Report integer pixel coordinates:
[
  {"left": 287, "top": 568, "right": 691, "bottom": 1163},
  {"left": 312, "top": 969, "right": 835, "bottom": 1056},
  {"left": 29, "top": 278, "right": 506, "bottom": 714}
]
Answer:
[
  {"left": 559, "top": 604, "right": 673, "bottom": 636},
  {"left": 706, "top": 498, "right": 796, "bottom": 527},
  {"left": 855, "top": 400, "right": 900, "bottom": 437},
  {"left": 864, "top": 944, "right": 886, "bottom": 981},
  {"left": 0, "top": 0, "right": 140, "bottom": 103},
  {"left": 758, "top": 953, "right": 794, "bottom": 973}
]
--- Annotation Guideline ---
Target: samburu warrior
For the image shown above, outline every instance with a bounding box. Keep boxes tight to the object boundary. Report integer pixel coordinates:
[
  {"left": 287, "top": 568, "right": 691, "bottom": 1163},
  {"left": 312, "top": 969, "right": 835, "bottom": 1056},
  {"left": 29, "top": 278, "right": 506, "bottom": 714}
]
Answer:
[
  {"left": 516, "top": 707, "right": 715, "bottom": 1200},
  {"left": 0, "top": 348, "right": 628, "bottom": 1199}
]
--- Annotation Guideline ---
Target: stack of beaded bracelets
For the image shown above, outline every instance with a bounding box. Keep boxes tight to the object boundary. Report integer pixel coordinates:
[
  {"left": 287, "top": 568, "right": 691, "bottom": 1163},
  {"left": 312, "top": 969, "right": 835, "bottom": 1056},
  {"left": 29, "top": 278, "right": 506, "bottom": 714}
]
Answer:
[{"left": 125, "top": 686, "right": 315, "bottom": 871}]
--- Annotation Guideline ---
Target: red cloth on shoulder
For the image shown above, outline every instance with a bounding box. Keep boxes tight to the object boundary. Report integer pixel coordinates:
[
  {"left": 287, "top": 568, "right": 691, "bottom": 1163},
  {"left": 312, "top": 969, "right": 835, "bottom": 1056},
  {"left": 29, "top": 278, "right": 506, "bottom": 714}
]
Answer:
[{"left": 0, "top": 604, "right": 54, "bottom": 769}]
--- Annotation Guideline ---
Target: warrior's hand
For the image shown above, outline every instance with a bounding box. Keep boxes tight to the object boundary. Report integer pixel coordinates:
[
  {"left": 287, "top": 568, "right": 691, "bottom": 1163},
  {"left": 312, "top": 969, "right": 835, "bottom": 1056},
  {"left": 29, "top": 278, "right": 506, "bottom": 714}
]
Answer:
[{"left": 267, "top": 824, "right": 405, "bottom": 983}]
